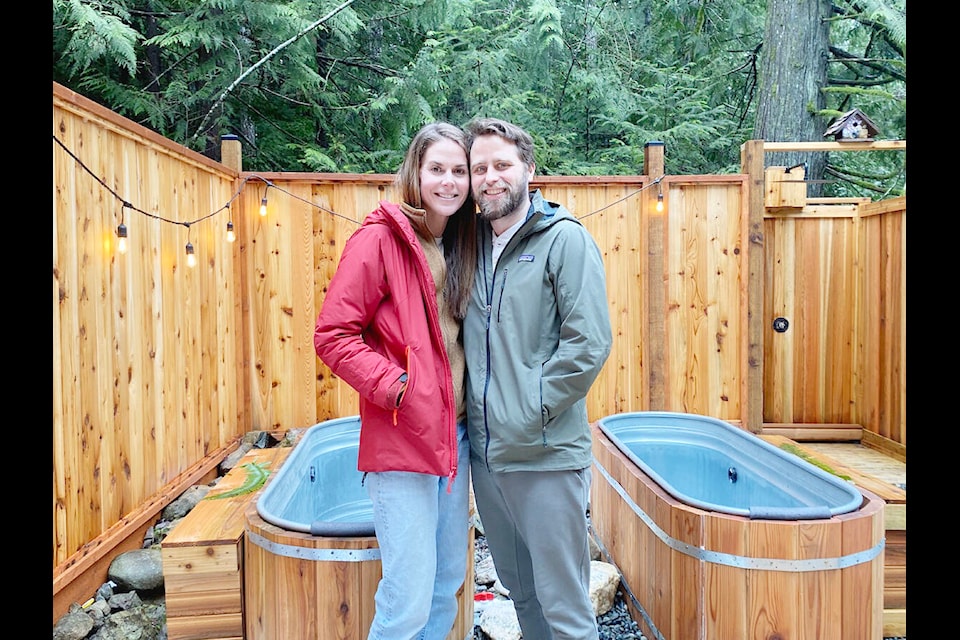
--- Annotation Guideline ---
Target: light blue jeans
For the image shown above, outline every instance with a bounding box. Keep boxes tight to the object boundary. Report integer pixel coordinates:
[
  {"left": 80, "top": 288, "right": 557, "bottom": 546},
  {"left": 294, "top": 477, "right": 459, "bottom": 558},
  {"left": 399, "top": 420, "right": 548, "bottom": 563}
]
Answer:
[{"left": 365, "top": 422, "right": 470, "bottom": 640}]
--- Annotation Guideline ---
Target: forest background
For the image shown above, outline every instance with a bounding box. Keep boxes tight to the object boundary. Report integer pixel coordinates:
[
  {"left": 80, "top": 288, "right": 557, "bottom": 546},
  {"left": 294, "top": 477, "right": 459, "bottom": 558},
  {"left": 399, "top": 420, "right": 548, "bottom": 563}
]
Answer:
[{"left": 52, "top": 0, "right": 906, "bottom": 199}]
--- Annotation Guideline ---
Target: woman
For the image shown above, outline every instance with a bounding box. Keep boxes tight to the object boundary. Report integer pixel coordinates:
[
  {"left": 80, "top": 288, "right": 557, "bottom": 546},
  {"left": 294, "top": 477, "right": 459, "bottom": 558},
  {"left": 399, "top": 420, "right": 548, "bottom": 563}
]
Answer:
[{"left": 313, "top": 122, "right": 477, "bottom": 640}]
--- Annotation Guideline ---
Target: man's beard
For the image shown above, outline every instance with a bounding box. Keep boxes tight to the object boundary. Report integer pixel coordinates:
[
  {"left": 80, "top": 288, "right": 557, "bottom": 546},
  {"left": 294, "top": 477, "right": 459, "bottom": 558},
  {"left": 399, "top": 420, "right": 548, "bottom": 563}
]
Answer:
[{"left": 476, "top": 179, "right": 528, "bottom": 222}]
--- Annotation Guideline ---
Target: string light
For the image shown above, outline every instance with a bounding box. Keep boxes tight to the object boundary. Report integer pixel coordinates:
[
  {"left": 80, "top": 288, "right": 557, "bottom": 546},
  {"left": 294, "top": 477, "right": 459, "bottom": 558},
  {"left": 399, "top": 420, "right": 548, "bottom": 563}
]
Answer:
[
  {"left": 116, "top": 204, "right": 129, "bottom": 254},
  {"left": 58, "top": 132, "right": 667, "bottom": 267},
  {"left": 54, "top": 135, "right": 299, "bottom": 268},
  {"left": 116, "top": 223, "right": 128, "bottom": 254},
  {"left": 184, "top": 222, "right": 197, "bottom": 268}
]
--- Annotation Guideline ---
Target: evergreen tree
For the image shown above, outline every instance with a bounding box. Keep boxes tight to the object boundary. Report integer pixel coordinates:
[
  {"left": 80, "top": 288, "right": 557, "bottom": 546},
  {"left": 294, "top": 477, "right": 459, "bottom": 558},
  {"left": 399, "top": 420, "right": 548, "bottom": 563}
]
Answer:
[{"left": 53, "top": 0, "right": 905, "bottom": 197}]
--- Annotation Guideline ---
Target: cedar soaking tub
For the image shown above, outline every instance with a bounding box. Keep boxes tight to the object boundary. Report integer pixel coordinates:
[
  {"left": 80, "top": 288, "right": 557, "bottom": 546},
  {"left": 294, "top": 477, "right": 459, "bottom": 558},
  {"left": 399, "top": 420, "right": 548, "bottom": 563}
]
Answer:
[
  {"left": 244, "top": 416, "right": 475, "bottom": 640},
  {"left": 590, "top": 411, "right": 885, "bottom": 640}
]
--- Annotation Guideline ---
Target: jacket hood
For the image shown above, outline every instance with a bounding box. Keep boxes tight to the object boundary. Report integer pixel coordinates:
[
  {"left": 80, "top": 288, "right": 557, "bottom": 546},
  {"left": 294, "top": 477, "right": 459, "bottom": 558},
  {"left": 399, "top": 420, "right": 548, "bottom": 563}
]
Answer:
[{"left": 511, "top": 189, "right": 575, "bottom": 239}]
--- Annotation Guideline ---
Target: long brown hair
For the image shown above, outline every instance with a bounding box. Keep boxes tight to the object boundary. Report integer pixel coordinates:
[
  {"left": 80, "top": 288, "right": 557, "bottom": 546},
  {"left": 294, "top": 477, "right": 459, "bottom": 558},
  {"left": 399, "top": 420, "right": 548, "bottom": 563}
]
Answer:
[{"left": 395, "top": 122, "right": 477, "bottom": 319}]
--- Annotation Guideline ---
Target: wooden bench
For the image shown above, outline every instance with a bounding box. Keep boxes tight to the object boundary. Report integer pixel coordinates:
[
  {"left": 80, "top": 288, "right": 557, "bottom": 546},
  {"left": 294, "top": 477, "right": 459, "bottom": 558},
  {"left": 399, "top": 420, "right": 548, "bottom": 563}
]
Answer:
[
  {"left": 761, "top": 435, "right": 906, "bottom": 638},
  {"left": 161, "top": 446, "right": 291, "bottom": 640}
]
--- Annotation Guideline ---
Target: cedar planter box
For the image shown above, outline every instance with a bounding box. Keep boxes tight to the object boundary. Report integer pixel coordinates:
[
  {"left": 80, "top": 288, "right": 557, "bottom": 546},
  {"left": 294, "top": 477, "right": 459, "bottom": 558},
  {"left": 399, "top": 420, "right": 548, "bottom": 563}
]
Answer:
[{"left": 161, "top": 447, "right": 291, "bottom": 640}]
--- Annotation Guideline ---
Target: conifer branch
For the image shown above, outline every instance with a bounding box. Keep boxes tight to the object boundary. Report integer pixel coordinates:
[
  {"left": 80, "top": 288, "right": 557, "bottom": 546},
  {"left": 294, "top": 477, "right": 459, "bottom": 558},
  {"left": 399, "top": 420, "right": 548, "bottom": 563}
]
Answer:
[{"left": 190, "top": 0, "right": 358, "bottom": 144}]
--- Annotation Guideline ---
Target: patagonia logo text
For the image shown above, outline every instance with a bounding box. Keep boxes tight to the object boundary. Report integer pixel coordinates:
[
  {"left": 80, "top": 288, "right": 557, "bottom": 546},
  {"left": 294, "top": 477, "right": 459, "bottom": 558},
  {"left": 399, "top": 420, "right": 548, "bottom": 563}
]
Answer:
[{"left": 518, "top": 254, "right": 535, "bottom": 263}]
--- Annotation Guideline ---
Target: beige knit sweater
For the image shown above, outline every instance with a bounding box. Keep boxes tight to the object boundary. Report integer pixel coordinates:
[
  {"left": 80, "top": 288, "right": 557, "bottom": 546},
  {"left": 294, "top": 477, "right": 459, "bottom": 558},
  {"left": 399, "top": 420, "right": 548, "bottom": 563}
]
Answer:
[{"left": 401, "top": 203, "right": 466, "bottom": 423}]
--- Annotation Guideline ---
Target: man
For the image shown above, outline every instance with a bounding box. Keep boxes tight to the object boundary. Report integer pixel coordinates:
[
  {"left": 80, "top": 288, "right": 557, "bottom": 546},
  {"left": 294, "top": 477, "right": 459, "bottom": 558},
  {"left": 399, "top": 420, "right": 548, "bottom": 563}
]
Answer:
[{"left": 462, "top": 117, "right": 613, "bottom": 640}]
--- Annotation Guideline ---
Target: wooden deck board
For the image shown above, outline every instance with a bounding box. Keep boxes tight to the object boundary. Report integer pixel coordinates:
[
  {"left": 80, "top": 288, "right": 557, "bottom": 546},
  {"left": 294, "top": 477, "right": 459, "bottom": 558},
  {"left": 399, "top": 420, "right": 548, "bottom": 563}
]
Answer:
[{"left": 798, "top": 442, "right": 905, "bottom": 491}]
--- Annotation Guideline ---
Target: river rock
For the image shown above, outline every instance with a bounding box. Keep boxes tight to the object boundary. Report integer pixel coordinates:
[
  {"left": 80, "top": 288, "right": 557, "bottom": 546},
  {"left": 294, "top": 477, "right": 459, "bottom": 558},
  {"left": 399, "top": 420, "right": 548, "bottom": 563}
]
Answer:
[{"left": 107, "top": 548, "right": 164, "bottom": 593}]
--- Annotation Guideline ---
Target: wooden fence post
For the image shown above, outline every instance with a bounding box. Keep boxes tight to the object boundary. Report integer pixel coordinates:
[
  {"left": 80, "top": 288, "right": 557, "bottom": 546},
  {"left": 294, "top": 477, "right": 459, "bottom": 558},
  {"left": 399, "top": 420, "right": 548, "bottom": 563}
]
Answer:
[
  {"left": 221, "top": 134, "right": 242, "bottom": 172},
  {"left": 740, "top": 140, "right": 765, "bottom": 432},
  {"left": 643, "top": 141, "right": 665, "bottom": 411}
]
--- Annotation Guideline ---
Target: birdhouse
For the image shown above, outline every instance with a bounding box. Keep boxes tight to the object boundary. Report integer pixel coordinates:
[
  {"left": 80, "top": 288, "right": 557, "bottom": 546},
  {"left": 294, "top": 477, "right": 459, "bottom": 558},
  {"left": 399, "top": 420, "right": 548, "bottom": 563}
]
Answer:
[
  {"left": 823, "top": 108, "right": 880, "bottom": 141},
  {"left": 764, "top": 164, "right": 807, "bottom": 212}
]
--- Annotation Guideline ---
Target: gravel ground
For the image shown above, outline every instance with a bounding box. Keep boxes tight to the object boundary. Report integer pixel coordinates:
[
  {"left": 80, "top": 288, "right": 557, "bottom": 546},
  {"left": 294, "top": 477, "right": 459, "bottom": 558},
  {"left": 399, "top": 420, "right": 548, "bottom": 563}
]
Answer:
[{"left": 470, "top": 533, "right": 648, "bottom": 639}]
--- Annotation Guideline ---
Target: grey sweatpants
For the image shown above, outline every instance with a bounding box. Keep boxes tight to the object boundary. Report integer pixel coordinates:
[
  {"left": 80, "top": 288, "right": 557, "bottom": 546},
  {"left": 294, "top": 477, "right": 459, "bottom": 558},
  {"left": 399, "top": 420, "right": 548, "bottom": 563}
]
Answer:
[{"left": 471, "top": 462, "right": 599, "bottom": 640}]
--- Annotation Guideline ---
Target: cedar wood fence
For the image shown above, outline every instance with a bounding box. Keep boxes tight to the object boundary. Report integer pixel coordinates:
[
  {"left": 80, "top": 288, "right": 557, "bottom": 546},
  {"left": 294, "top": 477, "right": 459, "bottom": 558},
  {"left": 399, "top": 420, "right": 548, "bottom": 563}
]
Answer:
[{"left": 52, "top": 81, "right": 906, "bottom": 619}]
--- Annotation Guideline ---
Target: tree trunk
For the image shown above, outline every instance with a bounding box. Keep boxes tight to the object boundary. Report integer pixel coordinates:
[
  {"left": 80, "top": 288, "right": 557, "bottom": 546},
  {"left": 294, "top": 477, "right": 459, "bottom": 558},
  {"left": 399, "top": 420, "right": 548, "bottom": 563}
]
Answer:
[{"left": 754, "top": 0, "right": 832, "bottom": 197}]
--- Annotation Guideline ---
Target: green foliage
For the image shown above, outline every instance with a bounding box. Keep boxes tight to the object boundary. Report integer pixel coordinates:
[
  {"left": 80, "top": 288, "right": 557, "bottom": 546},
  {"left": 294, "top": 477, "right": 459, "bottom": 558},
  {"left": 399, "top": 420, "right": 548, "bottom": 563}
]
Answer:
[
  {"left": 528, "top": 0, "right": 564, "bottom": 52},
  {"left": 52, "top": 0, "right": 905, "bottom": 196},
  {"left": 53, "top": 0, "right": 140, "bottom": 76}
]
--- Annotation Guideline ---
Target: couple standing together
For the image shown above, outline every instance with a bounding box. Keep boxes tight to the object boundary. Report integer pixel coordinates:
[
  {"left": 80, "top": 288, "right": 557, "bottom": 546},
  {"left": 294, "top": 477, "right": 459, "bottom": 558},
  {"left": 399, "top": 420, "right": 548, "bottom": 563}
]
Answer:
[{"left": 314, "top": 118, "right": 613, "bottom": 640}]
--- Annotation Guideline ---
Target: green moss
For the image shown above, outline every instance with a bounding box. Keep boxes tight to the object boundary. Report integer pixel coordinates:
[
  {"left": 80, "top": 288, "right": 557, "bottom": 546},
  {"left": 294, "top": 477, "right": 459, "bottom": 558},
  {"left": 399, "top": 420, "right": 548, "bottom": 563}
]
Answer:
[
  {"left": 778, "top": 443, "right": 852, "bottom": 481},
  {"left": 204, "top": 461, "right": 272, "bottom": 500}
]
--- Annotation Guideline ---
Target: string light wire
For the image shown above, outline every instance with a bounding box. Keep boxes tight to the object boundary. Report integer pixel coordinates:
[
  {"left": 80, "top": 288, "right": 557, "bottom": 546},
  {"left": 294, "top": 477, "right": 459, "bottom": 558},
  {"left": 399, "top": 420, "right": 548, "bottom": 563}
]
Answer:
[{"left": 54, "top": 133, "right": 665, "bottom": 258}]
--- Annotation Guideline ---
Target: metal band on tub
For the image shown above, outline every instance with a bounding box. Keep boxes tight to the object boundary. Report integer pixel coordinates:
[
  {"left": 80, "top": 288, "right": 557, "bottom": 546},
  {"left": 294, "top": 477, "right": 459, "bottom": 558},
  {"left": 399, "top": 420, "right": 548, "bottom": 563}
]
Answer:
[
  {"left": 246, "top": 529, "right": 382, "bottom": 562},
  {"left": 592, "top": 459, "right": 884, "bottom": 571}
]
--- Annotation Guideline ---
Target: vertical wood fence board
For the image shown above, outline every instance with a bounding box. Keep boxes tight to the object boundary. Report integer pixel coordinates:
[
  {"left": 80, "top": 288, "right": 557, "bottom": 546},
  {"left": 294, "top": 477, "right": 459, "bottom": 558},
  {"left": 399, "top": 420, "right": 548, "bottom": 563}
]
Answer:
[
  {"left": 102, "top": 133, "right": 121, "bottom": 524},
  {"left": 311, "top": 183, "right": 348, "bottom": 421},
  {"left": 763, "top": 219, "right": 791, "bottom": 421},
  {"left": 196, "top": 177, "right": 214, "bottom": 456},
  {"left": 114, "top": 136, "right": 138, "bottom": 512},
  {"left": 247, "top": 183, "right": 279, "bottom": 430},
  {"left": 262, "top": 186, "right": 306, "bottom": 431},
  {"left": 289, "top": 184, "right": 319, "bottom": 429},
  {"left": 136, "top": 144, "right": 162, "bottom": 500},
  {"left": 665, "top": 184, "right": 693, "bottom": 412},
  {"left": 611, "top": 184, "right": 646, "bottom": 415},
  {"left": 54, "top": 110, "right": 82, "bottom": 561},
  {"left": 79, "top": 117, "right": 109, "bottom": 538},
  {"left": 869, "top": 206, "right": 905, "bottom": 443},
  {"left": 859, "top": 214, "right": 880, "bottom": 435},
  {"left": 823, "top": 217, "right": 858, "bottom": 422},
  {"left": 158, "top": 157, "right": 183, "bottom": 479},
  {"left": 794, "top": 220, "right": 822, "bottom": 422},
  {"left": 209, "top": 172, "right": 240, "bottom": 451},
  {"left": 716, "top": 184, "right": 744, "bottom": 420},
  {"left": 895, "top": 211, "right": 906, "bottom": 444}
]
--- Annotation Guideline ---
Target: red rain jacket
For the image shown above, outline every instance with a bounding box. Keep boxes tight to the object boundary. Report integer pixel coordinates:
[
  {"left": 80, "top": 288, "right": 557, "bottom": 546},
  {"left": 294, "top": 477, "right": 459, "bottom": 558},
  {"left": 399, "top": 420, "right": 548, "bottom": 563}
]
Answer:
[{"left": 314, "top": 201, "right": 459, "bottom": 481}]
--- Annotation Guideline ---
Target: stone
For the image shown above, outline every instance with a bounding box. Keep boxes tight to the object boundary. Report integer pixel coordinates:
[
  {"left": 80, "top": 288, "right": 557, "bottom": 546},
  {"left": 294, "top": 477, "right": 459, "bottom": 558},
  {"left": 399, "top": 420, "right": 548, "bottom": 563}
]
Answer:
[
  {"left": 107, "top": 548, "right": 164, "bottom": 593},
  {"left": 161, "top": 485, "right": 210, "bottom": 520},
  {"left": 478, "top": 598, "right": 522, "bottom": 640},
  {"left": 589, "top": 561, "right": 621, "bottom": 616},
  {"left": 52, "top": 609, "right": 94, "bottom": 640},
  {"left": 87, "top": 604, "right": 165, "bottom": 640}
]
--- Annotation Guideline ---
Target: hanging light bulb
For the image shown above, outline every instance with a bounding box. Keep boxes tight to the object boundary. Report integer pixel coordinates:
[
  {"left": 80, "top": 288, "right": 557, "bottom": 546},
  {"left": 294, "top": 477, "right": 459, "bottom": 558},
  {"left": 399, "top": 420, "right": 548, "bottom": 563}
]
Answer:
[
  {"left": 259, "top": 194, "right": 268, "bottom": 217},
  {"left": 185, "top": 241, "right": 197, "bottom": 268},
  {"left": 116, "top": 223, "right": 128, "bottom": 254},
  {"left": 656, "top": 190, "right": 664, "bottom": 213},
  {"left": 226, "top": 220, "right": 236, "bottom": 243}
]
